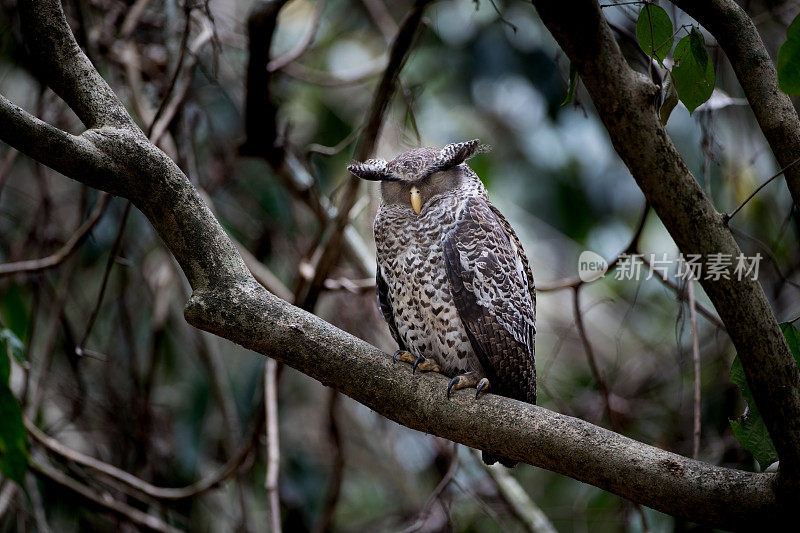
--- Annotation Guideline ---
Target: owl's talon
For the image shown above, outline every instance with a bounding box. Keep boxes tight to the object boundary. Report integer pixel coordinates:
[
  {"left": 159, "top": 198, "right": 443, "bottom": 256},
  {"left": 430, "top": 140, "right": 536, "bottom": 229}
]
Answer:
[
  {"left": 392, "top": 350, "right": 416, "bottom": 365},
  {"left": 447, "top": 377, "right": 459, "bottom": 398},
  {"left": 410, "top": 355, "right": 440, "bottom": 373},
  {"left": 447, "top": 373, "right": 480, "bottom": 398},
  {"left": 476, "top": 377, "right": 490, "bottom": 399}
]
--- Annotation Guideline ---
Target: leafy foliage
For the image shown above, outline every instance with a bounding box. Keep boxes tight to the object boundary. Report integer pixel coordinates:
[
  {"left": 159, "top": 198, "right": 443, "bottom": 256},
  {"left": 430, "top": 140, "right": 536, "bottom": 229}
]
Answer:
[
  {"left": 636, "top": 4, "right": 673, "bottom": 66},
  {"left": 636, "top": 7, "right": 715, "bottom": 117},
  {"left": 778, "top": 13, "right": 800, "bottom": 95},
  {"left": 0, "top": 328, "right": 28, "bottom": 488},
  {"left": 672, "top": 28, "right": 715, "bottom": 114},
  {"left": 730, "top": 322, "right": 800, "bottom": 470}
]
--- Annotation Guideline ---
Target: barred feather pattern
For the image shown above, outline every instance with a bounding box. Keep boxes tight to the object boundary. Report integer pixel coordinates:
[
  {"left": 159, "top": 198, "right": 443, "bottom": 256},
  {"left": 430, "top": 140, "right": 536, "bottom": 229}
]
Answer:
[{"left": 374, "top": 165, "right": 536, "bottom": 404}]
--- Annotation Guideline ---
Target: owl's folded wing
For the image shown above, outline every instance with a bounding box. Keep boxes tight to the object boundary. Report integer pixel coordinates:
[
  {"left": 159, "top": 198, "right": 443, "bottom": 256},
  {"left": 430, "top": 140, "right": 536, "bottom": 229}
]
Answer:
[
  {"left": 442, "top": 197, "right": 536, "bottom": 404},
  {"left": 376, "top": 266, "right": 407, "bottom": 351}
]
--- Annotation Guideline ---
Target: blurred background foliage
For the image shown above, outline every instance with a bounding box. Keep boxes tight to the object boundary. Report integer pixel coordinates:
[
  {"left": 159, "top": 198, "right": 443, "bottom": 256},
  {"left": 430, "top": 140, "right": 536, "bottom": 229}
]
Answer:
[{"left": 1, "top": 0, "right": 799, "bottom": 531}]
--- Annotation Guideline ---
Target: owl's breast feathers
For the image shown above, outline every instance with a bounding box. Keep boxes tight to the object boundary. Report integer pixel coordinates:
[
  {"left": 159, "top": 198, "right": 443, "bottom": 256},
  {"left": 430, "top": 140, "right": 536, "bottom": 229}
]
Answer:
[{"left": 375, "top": 193, "right": 536, "bottom": 405}]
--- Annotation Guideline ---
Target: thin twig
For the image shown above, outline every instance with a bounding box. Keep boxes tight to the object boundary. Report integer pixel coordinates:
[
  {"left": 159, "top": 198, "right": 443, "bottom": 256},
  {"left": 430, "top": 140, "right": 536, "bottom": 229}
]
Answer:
[
  {"left": 265, "top": 358, "right": 281, "bottom": 533},
  {"left": 0, "top": 148, "right": 19, "bottom": 199},
  {"left": 268, "top": 0, "right": 326, "bottom": 72},
  {"left": 281, "top": 61, "right": 383, "bottom": 87},
  {"left": 572, "top": 286, "right": 619, "bottom": 429},
  {"left": 361, "top": 0, "right": 397, "bottom": 43},
  {"left": 25, "top": 412, "right": 265, "bottom": 501},
  {"left": 730, "top": 226, "right": 800, "bottom": 292},
  {"left": 150, "top": 21, "right": 214, "bottom": 146},
  {"left": 0, "top": 192, "right": 110, "bottom": 276},
  {"left": 315, "top": 389, "right": 344, "bottom": 533},
  {"left": 0, "top": 482, "right": 15, "bottom": 519},
  {"left": 539, "top": 203, "right": 648, "bottom": 291},
  {"left": 75, "top": 201, "right": 131, "bottom": 357},
  {"left": 724, "top": 156, "right": 800, "bottom": 223},
  {"left": 146, "top": 4, "right": 193, "bottom": 139},
  {"left": 688, "top": 280, "right": 701, "bottom": 460},
  {"left": 399, "top": 442, "right": 459, "bottom": 533},
  {"left": 31, "top": 459, "right": 182, "bottom": 533},
  {"left": 470, "top": 449, "right": 556, "bottom": 533}
]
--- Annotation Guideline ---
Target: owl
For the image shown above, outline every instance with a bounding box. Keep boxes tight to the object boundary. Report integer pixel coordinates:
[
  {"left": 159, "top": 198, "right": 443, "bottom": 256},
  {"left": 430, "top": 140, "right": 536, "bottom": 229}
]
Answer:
[{"left": 348, "top": 140, "right": 536, "bottom": 466}]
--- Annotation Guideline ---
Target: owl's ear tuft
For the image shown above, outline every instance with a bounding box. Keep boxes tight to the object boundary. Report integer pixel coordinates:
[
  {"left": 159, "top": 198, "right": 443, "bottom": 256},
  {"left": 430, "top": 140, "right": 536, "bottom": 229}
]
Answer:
[
  {"left": 347, "top": 158, "right": 397, "bottom": 181},
  {"left": 435, "top": 139, "right": 488, "bottom": 170}
]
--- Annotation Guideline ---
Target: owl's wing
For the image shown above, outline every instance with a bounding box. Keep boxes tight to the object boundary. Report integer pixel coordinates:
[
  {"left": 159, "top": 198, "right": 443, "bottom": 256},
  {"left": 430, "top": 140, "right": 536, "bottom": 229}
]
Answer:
[
  {"left": 442, "top": 197, "right": 536, "bottom": 404},
  {"left": 376, "top": 265, "right": 407, "bottom": 351}
]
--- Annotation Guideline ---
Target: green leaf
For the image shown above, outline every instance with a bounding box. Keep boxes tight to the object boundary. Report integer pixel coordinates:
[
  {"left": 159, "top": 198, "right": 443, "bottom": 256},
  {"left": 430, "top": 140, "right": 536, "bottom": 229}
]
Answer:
[
  {"left": 0, "top": 385, "right": 28, "bottom": 487},
  {"left": 729, "top": 322, "right": 800, "bottom": 470},
  {"left": 781, "top": 321, "right": 800, "bottom": 366},
  {"left": 729, "top": 355, "right": 778, "bottom": 469},
  {"left": 0, "top": 329, "right": 29, "bottom": 488},
  {"left": 778, "top": 13, "right": 800, "bottom": 95},
  {"left": 0, "top": 328, "right": 25, "bottom": 367},
  {"left": 561, "top": 62, "right": 578, "bottom": 106},
  {"left": 672, "top": 28, "right": 715, "bottom": 114},
  {"left": 636, "top": 4, "right": 673, "bottom": 65}
]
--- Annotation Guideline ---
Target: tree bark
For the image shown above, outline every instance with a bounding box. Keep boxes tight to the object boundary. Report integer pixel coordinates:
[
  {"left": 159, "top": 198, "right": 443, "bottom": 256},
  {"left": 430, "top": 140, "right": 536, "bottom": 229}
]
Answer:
[{"left": 530, "top": 0, "right": 800, "bottom": 489}]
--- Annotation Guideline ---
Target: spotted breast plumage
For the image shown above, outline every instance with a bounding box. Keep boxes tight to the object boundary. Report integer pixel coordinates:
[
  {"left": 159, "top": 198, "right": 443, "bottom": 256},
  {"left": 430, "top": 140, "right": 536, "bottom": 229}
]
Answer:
[{"left": 348, "top": 140, "right": 536, "bottom": 466}]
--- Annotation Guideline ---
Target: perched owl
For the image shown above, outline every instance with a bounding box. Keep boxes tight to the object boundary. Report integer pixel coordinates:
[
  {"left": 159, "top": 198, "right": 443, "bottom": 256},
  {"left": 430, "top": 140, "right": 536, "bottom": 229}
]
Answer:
[{"left": 348, "top": 140, "right": 536, "bottom": 466}]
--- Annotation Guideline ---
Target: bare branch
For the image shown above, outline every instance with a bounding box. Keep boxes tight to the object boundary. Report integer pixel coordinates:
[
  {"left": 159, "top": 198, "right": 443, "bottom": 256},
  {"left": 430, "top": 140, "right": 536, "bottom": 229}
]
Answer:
[
  {"left": 18, "top": 0, "right": 138, "bottom": 130},
  {"left": 0, "top": 192, "right": 110, "bottom": 277},
  {"left": 265, "top": 358, "right": 282, "bottom": 533},
  {"left": 184, "top": 282, "right": 780, "bottom": 529},
  {"left": 25, "top": 413, "right": 264, "bottom": 501},
  {"left": 471, "top": 449, "right": 556, "bottom": 533},
  {"left": 267, "top": 0, "right": 327, "bottom": 72},
  {"left": 31, "top": 459, "right": 181, "bottom": 533}
]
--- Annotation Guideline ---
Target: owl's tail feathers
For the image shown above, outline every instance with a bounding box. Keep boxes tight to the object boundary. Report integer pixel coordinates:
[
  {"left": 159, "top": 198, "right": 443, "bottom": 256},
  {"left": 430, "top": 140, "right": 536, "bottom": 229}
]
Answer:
[{"left": 481, "top": 451, "right": 517, "bottom": 468}]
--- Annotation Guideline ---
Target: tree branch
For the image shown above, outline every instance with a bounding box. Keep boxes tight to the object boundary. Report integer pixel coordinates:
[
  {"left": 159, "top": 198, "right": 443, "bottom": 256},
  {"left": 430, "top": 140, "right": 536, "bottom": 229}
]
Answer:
[
  {"left": 670, "top": 0, "right": 800, "bottom": 211},
  {"left": 183, "top": 282, "right": 778, "bottom": 529},
  {"left": 18, "top": 0, "right": 137, "bottom": 130},
  {"left": 530, "top": 0, "right": 800, "bottom": 488},
  {"left": 0, "top": 192, "right": 110, "bottom": 276}
]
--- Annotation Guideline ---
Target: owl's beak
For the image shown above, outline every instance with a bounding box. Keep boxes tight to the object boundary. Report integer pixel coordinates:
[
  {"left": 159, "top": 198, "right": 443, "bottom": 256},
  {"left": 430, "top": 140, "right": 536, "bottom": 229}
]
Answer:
[{"left": 410, "top": 186, "right": 422, "bottom": 215}]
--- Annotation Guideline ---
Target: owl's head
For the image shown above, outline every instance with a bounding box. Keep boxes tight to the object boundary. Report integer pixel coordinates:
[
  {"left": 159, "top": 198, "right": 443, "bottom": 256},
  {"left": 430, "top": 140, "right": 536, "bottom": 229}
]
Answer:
[{"left": 348, "top": 139, "right": 486, "bottom": 215}]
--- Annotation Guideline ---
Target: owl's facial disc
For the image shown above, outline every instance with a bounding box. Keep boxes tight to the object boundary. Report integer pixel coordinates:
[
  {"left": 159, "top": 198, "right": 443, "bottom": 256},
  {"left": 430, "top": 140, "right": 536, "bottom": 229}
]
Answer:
[{"left": 410, "top": 186, "right": 422, "bottom": 214}]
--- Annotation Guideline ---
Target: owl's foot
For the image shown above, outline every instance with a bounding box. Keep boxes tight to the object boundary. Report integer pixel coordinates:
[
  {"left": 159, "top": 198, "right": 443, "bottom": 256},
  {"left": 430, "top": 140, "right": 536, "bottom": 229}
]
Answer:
[
  {"left": 447, "top": 374, "right": 491, "bottom": 399},
  {"left": 392, "top": 350, "right": 441, "bottom": 374}
]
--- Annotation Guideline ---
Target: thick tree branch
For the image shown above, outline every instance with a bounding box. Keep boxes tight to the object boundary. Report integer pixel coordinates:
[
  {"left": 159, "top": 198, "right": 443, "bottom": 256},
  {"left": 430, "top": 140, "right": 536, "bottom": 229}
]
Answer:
[
  {"left": 0, "top": 94, "right": 116, "bottom": 194},
  {"left": 18, "top": 0, "right": 137, "bottom": 130},
  {"left": 530, "top": 0, "right": 800, "bottom": 489},
  {"left": 183, "top": 281, "right": 778, "bottom": 529},
  {"left": 670, "top": 0, "right": 800, "bottom": 211}
]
